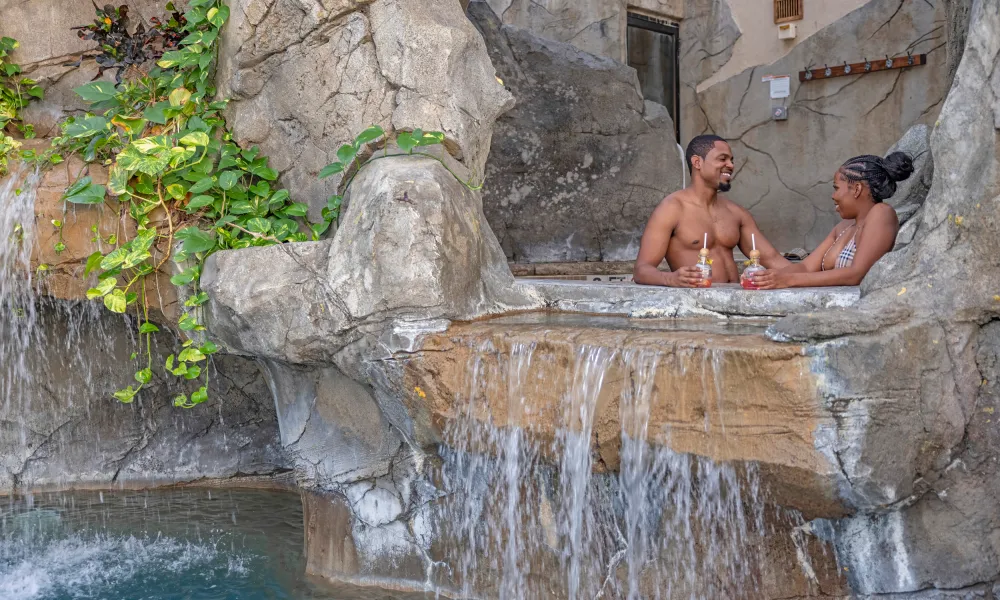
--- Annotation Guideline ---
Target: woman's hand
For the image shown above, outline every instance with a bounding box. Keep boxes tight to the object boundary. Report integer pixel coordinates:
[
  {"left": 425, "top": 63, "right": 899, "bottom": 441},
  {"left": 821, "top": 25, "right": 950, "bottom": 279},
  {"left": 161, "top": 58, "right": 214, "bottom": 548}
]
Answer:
[{"left": 749, "top": 269, "right": 793, "bottom": 290}]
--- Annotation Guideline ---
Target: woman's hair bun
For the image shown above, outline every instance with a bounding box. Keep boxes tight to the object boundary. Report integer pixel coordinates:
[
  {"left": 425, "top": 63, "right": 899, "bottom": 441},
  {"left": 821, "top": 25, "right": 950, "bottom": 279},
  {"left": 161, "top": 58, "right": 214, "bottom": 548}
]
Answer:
[{"left": 883, "top": 151, "right": 914, "bottom": 183}]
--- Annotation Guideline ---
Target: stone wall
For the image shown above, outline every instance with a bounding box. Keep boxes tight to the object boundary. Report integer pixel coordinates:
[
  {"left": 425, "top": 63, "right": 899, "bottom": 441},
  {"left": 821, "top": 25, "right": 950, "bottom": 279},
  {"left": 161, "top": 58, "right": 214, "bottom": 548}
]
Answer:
[
  {"left": 0, "top": 0, "right": 170, "bottom": 136},
  {"left": 0, "top": 301, "right": 289, "bottom": 493},
  {"left": 470, "top": 2, "right": 685, "bottom": 262}
]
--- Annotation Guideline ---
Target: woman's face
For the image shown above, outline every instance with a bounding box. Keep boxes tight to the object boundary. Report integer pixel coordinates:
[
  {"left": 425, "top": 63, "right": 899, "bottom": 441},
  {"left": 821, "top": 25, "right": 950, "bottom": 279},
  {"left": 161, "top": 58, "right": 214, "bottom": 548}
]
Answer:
[{"left": 832, "top": 170, "right": 864, "bottom": 219}]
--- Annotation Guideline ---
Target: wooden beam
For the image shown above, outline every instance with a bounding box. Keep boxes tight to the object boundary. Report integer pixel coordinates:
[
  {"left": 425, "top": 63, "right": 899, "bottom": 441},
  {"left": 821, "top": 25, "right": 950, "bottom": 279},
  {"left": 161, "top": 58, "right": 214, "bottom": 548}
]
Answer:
[{"left": 798, "top": 53, "right": 926, "bottom": 82}]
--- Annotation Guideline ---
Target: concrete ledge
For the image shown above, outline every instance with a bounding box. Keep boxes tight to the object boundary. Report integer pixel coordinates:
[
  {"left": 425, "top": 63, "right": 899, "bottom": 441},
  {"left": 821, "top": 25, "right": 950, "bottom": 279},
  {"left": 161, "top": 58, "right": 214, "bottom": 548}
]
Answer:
[{"left": 516, "top": 279, "right": 860, "bottom": 318}]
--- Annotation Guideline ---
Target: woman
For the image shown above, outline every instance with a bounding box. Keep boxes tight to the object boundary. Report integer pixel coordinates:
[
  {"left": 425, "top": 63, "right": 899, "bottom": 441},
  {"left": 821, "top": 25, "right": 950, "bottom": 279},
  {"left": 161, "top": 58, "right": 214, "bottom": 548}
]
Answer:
[{"left": 751, "top": 152, "right": 913, "bottom": 289}]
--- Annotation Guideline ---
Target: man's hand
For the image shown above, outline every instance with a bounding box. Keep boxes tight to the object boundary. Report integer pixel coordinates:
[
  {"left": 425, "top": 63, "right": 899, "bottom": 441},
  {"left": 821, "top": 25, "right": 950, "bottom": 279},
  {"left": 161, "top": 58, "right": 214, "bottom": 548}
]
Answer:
[
  {"left": 748, "top": 269, "right": 793, "bottom": 289},
  {"left": 668, "top": 266, "right": 706, "bottom": 288}
]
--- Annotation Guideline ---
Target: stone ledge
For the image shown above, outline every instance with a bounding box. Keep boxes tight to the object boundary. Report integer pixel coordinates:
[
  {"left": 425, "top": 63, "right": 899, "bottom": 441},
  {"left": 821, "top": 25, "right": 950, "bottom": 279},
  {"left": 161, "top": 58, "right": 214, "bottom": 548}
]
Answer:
[{"left": 517, "top": 279, "right": 860, "bottom": 318}]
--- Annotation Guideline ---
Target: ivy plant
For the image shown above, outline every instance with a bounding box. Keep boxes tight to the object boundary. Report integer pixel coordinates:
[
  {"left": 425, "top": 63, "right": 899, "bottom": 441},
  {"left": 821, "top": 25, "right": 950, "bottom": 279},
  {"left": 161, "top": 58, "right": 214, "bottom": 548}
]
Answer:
[
  {"left": 51, "top": 0, "right": 469, "bottom": 409},
  {"left": 0, "top": 36, "right": 44, "bottom": 175}
]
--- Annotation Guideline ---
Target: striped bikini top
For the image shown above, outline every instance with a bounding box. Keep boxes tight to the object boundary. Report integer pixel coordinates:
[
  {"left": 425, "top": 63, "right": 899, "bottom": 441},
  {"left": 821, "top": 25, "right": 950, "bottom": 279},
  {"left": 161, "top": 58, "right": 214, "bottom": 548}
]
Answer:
[{"left": 822, "top": 223, "right": 863, "bottom": 271}]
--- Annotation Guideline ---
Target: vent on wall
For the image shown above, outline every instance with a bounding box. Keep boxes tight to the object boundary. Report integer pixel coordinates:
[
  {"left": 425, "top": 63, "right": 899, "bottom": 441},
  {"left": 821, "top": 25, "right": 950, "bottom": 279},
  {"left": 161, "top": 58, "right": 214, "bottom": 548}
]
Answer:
[{"left": 774, "top": 0, "right": 803, "bottom": 24}]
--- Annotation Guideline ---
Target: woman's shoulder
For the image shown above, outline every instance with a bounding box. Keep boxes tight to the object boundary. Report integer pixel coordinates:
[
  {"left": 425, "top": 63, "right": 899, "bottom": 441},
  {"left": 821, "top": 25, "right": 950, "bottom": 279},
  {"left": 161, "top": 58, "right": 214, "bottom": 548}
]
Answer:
[{"left": 869, "top": 203, "right": 901, "bottom": 227}]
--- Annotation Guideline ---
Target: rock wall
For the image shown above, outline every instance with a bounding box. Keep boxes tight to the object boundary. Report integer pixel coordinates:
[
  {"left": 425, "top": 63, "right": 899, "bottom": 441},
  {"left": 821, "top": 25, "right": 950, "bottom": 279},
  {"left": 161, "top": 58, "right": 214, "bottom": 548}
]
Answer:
[
  {"left": 0, "top": 0, "right": 171, "bottom": 136},
  {"left": 686, "top": 0, "right": 950, "bottom": 252},
  {"left": 215, "top": 0, "right": 513, "bottom": 220},
  {"left": 469, "top": 2, "right": 685, "bottom": 262},
  {"left": 768, "top": 0, "right": 1000, "bottom": 595},
  {"left": 0, "top": 301, "right": 289, "bottom": 493}
]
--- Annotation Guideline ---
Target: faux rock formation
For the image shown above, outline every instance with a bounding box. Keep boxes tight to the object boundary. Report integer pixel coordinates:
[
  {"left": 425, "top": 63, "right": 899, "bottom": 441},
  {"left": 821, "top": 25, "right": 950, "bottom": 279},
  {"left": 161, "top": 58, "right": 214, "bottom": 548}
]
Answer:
[
  {"left": 216, "top": 0, "right": 512, "bottom": 219},
  {"left": 687, "top": 0, "right": 952, "bottom": 252},
  {"left": 0, "top": 303, "right": 288, "bottom": 493},
  {"left": 469, "top": 1, "right": 684, "bottom": 262},
  {"left": 0, "top": 0, "right": 176, "bottom": 136},
  {"left": 202, "top": 154, "right": 538, "bottom": 365},
  {"left": 769, "top": 1, "right": 1000, "bottom": 595}
]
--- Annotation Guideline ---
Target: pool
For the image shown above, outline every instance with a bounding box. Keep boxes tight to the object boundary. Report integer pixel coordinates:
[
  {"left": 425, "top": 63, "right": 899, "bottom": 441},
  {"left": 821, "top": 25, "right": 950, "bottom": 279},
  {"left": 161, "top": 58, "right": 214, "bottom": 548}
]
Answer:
[{"left": 0, "top": 488, "right": 430, "bottom": 600}]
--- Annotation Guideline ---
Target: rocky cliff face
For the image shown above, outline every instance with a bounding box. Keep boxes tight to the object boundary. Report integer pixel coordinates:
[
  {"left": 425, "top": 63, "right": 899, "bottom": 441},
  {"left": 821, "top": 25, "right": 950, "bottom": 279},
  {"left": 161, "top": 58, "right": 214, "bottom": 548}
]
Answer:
[
  {"left": 769, "top": 0, "right": 1000, "bottom": 595},
  {"left": 215, "top": 0, "right": 512, "bottom": 219},
  {"left": 469, "top": 1, "right": 684, "bottom": 263}
]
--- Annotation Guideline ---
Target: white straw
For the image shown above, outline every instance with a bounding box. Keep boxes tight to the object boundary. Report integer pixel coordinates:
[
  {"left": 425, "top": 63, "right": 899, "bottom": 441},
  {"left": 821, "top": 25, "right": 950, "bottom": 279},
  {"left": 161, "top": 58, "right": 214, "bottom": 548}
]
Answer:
[
  {"left": 703, "top": 233, "right": 707, "bottom": 249},
  {"left": 752, "top": 233, "right": 756, "bottom": 252}
]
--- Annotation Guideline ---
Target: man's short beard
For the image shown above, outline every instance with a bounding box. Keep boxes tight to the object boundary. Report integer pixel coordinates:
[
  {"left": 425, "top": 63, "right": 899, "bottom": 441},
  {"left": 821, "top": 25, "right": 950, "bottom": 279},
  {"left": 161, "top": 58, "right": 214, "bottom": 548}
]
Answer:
[{"left": 718, "top": 182, "right": 732, "bottom": 193}]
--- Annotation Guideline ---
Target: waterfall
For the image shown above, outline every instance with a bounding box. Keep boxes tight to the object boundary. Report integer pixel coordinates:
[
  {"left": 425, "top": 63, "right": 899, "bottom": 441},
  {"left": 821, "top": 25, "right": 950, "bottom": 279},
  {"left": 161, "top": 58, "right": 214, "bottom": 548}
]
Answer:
[
  {"left": 436, "top": 335, "right": 767, "bottom": 599},
  {"left": 0, "top": 165, "right": 42, "bottom": 430}
]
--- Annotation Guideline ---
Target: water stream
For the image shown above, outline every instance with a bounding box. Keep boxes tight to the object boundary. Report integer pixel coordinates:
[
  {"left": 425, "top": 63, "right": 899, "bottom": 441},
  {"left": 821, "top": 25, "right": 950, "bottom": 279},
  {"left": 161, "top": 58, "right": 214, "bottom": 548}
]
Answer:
[{"left": 437, "top": 337, "right": 768, "bottom": 599}]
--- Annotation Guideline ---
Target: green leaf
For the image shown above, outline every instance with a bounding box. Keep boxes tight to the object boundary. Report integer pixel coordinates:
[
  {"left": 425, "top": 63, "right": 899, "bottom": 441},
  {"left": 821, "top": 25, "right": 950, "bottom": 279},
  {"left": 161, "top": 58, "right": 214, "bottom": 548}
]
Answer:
[
  {"left": 178, "top": 347, "right": 207, "bottom": 362},
  {"left": 178, "top": 312, "right": 199, "bottom": 331},
  {"left": 396, "top": 132, "right": 418, "bottom": 153},
  {"left": 111, "top": 116, "right": 147, "bottom": 135},
  {"left": 189, "top": 176, "right": 215, "bottom": 194},
  {"left": 86, "top": 276, "right": 118, "bottom": 299},
  {"left": 355, "top": 125, "right": 385, "bottom": 146},
  {"left": 134, "top": 368, "right": 152, "bottom": 384},
  {"left": 284, "top": 202, "right": 309, "bottom": 217},
  {"left": 318, "top": 161, "right": 344, "bottom": 179},
  {"left": 218, "top": 170, "right": 240, "bottom": 190},
  {"left": 184, "top": 291, "right": 210, "bottom": 307},
  {"left": 64, "top": 181, "right": 106, "bottom": 204},
  {"left": 74, "top": 81, "right": 118, "bottom": 103},
  {"left": 311, "top": 220, "right": 332, "bottom": 239},
  {"left": 63, "top": 116, "right": 108, "bottom": 138},
  {"left": 190, "top": 386, "right": 209, "bottom": 405},
  {"left": 143, "top": 102, "right": 170, "bottom": 125},
  {"left": 108, "top": 164, "right": 131, "bottom": 196},
  {"left": 179, "top": 131, "right": 210, "bottom": 147},
  {"left": 169, "top": 87, "right": 192, "bottom": 107},
  {"left": 100, "top": 247, "right": 128, "bottom": 270},
  {"left": 267, "top": 189, "right": 290, "bottom": 206},
  {"left": 417, "top": 131, "right": 446, "bottom": 146},
  {"left": 122, "top": 248, "right": 152, "bottom": 269},
  {"left": 249, "top": 164, "right": 278, "bottom": 181},
  {"left": 166, "top": 183, "right": 187, "bottom": 200},
  {"left": 139, "top": 322, "right": 160, "bottom": 334},
  {"left": 172, "top": 393, "right": 190, "bottom": 408},
  {"left": 104, "top": 288, "right": 127, "bottom": 313},
  {"left": 200, "top": 340, "right": 219, "bottom": 354},
  {"left": 186, "top": 194, "right": 215, "bottom": 211},
  {"left": 84, "top": 251, "right": 104, "bottom": 277},
  {"left": 65, "top": 176, "right": 92, "bottom": 198},
  {"left": 165, "top": 355, "right": 175, "bottom": 370},
  {"left": 228, "top": 200, "right": 252, "bottom": 215},
  {"left": 184, "top": 364, "right": 202, "bottom": 380},
  {"left": 113, "top": 386, "right": 138, "bottom": 404},
  {"left": 336, "top": 143, "right": 357, "bottom": 165},
  {"left": 246, "top": 217, "right": 271, "bottom": 234},
  {"left": 176, "top": 226, "right": 216, "bottom": 253}
]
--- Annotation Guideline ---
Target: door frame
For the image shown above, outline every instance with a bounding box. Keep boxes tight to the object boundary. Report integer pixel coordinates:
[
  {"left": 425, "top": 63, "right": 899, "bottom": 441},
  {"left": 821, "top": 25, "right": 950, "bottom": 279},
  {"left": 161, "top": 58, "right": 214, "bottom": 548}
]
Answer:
[{"left": 626, "top": 13, "right": 680, "bottom": 141}]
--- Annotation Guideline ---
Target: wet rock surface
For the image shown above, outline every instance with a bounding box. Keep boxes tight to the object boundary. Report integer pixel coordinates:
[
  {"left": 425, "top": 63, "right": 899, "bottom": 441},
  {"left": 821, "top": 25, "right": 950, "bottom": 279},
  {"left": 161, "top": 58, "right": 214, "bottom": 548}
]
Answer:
[{"left": 0, "top": 302, "right": 289, "bottom": 494}]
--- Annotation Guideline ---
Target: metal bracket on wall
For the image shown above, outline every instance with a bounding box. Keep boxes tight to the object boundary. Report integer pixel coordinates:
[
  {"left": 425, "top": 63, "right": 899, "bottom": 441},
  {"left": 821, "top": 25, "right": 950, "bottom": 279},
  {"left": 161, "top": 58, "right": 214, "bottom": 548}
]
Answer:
[{"left": 799, "top": 53, "right": 926, "bottom": 82}]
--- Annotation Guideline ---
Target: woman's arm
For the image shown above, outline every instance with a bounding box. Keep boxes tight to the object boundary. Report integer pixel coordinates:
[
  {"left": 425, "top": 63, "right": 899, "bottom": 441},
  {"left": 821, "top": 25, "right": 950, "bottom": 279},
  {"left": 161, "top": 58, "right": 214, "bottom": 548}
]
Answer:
[
  {"left": 753, "top": 208, "right": 897, "bottom": 288},
  {"left": 733, "top": 204, "right": 790, "bottom": 269}
]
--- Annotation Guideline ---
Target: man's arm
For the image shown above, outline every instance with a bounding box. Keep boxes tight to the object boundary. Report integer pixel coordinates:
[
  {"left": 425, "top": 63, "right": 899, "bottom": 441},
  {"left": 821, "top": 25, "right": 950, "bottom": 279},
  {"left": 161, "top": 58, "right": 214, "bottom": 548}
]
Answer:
[
  {"left": 734, "top": 205, "right": 791, "bottom": 270},
  {"left": 633, "top": 198, "right": 703, "bottom": 287}
]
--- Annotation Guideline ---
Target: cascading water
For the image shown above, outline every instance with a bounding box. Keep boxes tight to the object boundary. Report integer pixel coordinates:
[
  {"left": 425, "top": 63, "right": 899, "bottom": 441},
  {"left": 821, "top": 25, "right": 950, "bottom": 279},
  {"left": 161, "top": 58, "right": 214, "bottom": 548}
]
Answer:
[
  {"left": 436, "top": 333, "right": 768, "bottom": 599},
  {"left": 0, "top": 165, "right": 42, "bottom": 425}
]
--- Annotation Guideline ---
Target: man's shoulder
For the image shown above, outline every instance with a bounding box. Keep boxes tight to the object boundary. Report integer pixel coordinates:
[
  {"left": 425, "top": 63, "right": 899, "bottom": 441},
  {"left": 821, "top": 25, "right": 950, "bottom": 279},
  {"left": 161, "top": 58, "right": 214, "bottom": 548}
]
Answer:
[
  {"left": 718, "top": 195, "right": 752, "bottom": 219},
  {"left": 656, "top": 190, "right": 691, "bottom": 211}
]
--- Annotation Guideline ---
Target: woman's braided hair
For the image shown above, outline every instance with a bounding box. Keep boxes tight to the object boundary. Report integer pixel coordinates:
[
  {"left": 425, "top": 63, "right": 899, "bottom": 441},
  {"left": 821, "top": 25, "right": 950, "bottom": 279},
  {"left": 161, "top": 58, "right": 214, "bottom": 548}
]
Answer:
[{"left": 839, "top": 151, "right": 915, "bottom": 202}]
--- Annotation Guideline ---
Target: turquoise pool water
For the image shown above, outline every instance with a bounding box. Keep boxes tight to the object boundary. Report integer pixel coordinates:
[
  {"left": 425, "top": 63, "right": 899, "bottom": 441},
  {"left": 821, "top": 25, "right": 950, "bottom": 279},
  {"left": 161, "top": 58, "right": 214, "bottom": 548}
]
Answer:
[{"left": 0, "top": 489, "right": 427, "bottom": 600}]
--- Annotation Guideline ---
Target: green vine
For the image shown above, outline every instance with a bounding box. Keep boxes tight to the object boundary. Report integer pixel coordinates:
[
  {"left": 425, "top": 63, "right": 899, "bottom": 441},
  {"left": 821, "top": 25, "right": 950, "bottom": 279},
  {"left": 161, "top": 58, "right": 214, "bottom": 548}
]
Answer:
[
  {"left": 0, "top": 36, "right": 44, "bottom": 176},
  {"left": 48, "top": 1, "right": 476, "bottom": 409}
]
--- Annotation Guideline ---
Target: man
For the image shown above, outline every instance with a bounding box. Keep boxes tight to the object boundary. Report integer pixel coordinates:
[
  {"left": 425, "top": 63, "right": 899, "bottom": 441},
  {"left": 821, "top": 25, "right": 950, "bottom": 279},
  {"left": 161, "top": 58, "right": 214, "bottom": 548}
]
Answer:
[{"left": 634, "top": 135, "right": 789, "bottom": 287}]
